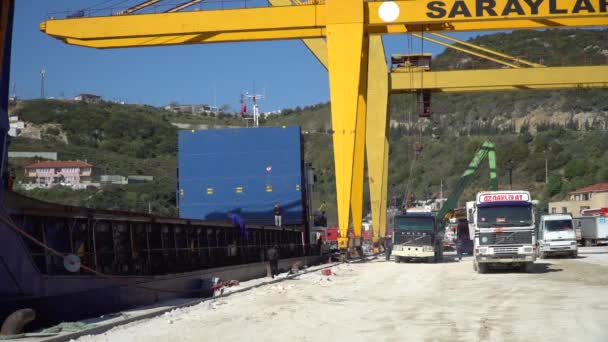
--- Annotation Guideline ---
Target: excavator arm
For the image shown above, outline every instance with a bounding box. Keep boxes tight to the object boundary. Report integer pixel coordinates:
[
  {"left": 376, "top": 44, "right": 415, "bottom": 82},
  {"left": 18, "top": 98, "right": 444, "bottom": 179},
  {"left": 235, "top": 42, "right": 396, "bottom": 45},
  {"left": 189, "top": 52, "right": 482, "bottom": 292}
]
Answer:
[{"left": 436, "top": 141, "right": 497, "bottom": 222}]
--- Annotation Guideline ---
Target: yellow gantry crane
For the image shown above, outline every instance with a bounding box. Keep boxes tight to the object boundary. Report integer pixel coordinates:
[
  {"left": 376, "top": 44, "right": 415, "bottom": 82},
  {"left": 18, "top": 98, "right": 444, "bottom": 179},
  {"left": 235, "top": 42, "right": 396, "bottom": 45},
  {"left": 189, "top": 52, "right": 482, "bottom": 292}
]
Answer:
[{"left": 40, "top": 0, "right": 608, "bottom": 250}]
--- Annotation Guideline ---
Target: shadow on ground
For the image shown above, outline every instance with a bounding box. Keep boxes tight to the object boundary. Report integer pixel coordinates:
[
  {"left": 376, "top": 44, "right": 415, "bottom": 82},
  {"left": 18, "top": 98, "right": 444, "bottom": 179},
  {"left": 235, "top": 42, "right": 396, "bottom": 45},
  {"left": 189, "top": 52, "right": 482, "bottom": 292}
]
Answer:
[{"left": 486, "top": 262, "right": 562, "bottom": 274}]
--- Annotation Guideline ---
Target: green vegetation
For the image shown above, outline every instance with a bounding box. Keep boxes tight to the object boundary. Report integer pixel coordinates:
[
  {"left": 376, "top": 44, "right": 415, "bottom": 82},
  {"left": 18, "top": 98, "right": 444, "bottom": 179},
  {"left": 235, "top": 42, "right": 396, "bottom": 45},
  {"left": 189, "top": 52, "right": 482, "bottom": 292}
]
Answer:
[{"left": 8, "top": 29, "right": 608, "bottom": 224}]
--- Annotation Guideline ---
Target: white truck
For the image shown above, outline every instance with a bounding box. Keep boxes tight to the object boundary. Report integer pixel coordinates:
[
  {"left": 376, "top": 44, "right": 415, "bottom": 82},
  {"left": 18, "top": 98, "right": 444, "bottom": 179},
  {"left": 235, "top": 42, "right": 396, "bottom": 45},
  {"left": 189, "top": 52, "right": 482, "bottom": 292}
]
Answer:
[
  {"left": 470, "top": 191, "right": 537, "bottom": 273},
  {"left": 538, "top": 214, "right": 577, "bottom": 258},
  {"left": 573, "top": 215, "right": 608, "bottom": 246}
]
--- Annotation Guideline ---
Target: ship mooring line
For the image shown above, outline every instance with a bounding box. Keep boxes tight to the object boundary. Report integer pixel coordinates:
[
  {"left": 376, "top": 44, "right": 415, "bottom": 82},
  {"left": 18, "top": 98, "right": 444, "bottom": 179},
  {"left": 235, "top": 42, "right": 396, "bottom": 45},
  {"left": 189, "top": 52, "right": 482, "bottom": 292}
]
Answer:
[{"left": 0, "top": 211, "right": 296, "bottom": 295}]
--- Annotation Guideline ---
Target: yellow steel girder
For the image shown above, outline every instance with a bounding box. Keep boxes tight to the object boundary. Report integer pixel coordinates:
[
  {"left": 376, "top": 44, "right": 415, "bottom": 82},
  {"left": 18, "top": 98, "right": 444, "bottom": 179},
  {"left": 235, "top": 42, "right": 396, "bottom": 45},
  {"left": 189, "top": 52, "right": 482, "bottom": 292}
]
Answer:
[
  {"left": 51, "top": 17, "right": 608, "bottom": 49},
  {"left": 365, "top": 35, "right": 391, "bottom": 242},
  {"left": 40, "top": 1, "right": 608, "bottom": 47},
  {"left": 364, "top": 0, "right": 608, "bottom": 25},
  {"left": 325, "top": 0, "right": 366, "bottom": 249},
  {"left": 390, "top": 66, "right": 608, "bottom": 92},
  {"left": 350, "top": 35, "right": 369, "bottom": 245},
  {"left": 428, "top": 32, "right": 544, "bottom": 68},
  {"left": 410, "top": 33, "right": 523, "bottom": 69}
]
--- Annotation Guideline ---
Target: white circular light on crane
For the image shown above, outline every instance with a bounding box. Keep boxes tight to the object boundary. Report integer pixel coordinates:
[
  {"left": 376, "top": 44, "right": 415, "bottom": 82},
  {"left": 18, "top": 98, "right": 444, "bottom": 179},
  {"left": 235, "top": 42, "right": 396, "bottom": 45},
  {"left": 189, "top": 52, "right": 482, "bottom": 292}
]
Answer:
[{"left": 378, "top": 1, "right": 400, "bottom": 23}]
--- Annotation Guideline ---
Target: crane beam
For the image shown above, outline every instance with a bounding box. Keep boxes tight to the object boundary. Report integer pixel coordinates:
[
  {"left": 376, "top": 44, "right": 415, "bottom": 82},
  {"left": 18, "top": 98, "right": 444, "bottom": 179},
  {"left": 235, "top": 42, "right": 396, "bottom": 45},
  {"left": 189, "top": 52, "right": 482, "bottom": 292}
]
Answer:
[
  {"left": 43, "top": 17, "right": 608, "bottom": 48},
  {"left": 40, "top": 1, "right": 608, "bottom": 45},
  {"left": 60, "top": 29, "right": 326, "bottom": 48},
  {"left": 410, "top": 33, "right": 523, "bottom": 68},
  {"left": 390, "top": 66, "right": 608, "bottom": 92},
  {"left": 428, "top": 32, "right": 544, "bottom": 68},
  {"left": 41, "top": 5, "right": 324, "bottom": 40}
]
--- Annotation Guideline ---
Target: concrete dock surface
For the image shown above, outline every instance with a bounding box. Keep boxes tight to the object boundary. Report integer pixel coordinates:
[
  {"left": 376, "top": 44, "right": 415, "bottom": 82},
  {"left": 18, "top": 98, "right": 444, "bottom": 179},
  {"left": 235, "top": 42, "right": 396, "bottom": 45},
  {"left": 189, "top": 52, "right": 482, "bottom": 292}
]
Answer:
[{"left": 71, "top": 247, "right": 608, "bottom": 342}]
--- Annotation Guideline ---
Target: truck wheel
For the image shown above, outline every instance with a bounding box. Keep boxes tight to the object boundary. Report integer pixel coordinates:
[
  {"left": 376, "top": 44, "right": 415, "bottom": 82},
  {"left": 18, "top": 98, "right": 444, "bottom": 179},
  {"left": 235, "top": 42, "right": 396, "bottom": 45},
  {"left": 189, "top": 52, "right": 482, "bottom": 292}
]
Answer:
[
  {"left": 539, "top": 251, "right": 546, "bottom": 259},
  {"left": 477, "top": 263, "right": 488, "bottom": 274},
  {"left": 473, "top": 261, "right": 478, "bottom": 272},
  {"left": 584, "top": 239, "right": 592, "bottom": 247},
  {"left": 395, "top": 256, "right": 401, "bottom": 263},
  {"left": 572, "top": 251, "right": 578, "bottom": 259},
  {"left": 524, "top": 262, "right": 535, "bottom": 273}
]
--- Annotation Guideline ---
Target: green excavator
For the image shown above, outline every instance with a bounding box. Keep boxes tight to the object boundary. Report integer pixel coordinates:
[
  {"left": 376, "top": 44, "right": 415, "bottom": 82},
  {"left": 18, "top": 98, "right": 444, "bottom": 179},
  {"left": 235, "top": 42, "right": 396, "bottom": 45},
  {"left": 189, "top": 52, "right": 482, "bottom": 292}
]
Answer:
[{"left": 437, "top": 141, "right": 498, "bottom": 222}]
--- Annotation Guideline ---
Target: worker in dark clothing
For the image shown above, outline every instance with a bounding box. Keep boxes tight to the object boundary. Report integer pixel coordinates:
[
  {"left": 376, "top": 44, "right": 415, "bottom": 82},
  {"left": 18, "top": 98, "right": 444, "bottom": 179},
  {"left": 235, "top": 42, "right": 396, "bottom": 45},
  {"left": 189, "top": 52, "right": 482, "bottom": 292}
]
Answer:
[
  {"left": 317, "top": 235, "right": 323, "bottom": 255},
  {"left": 273, "top": 203, "right": 283, "bottom": 227},
  {"left": 456, "top": 220, "right": 470, "bottom": 261},
  {"left": 267, "top": 245, "right": 279, "bottom": 278},
  {"left": 384, "top": 235, "right": 393, "bottom": 261}
]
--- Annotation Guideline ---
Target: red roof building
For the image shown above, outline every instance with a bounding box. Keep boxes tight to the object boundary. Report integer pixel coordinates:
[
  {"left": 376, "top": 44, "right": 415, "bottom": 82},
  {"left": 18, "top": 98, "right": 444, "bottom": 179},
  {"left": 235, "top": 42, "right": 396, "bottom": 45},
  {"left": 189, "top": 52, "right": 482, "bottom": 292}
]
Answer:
[
  {"left": 549, "top": 183, "right": 608, "bottom": 216},
  {"left": 25, "top": 160, "right": 93, "bottom": 169},
  {"left": 571, "top": 183, "right": 608, "bottom": 194},
  {"left": 24, "top": 160, "right": 97, "bottom": 188}
]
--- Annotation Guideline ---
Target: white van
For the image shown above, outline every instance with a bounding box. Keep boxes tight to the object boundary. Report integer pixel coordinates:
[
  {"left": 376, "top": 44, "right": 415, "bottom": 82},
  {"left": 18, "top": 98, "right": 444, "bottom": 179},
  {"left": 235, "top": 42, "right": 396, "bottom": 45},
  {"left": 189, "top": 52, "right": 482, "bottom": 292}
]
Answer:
[{"left": 538, "top": 214, "right": 577, "bottom": 258}]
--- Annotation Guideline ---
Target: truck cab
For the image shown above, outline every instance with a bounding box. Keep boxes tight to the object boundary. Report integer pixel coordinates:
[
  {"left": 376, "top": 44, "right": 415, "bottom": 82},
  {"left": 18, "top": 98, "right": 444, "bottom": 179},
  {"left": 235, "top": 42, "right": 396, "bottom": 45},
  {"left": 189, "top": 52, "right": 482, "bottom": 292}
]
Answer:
[
  {"left": 472, "top": 191, "right": 537, "bottom": 273},
  {"left": 392, "top": 210, "right": 443, "bottom": 263},
  {"left": 538, "top": 214, "right": 577, "bottom": 258}
]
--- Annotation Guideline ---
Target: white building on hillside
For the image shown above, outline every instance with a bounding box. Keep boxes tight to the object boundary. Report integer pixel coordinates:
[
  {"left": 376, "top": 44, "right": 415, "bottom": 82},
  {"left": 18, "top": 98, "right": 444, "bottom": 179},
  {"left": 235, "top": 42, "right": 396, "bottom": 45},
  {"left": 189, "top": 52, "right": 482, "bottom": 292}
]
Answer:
[{"left": 9, "top": 116, "right": 24, "bottom": 137}]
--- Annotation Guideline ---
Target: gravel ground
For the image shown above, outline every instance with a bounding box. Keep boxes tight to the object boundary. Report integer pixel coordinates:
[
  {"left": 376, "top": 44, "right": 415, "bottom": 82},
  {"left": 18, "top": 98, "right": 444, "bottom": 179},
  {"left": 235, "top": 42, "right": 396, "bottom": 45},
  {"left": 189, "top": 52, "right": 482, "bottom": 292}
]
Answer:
[{"left": 76, "top": 248, "right": 608, "bottom": 342}]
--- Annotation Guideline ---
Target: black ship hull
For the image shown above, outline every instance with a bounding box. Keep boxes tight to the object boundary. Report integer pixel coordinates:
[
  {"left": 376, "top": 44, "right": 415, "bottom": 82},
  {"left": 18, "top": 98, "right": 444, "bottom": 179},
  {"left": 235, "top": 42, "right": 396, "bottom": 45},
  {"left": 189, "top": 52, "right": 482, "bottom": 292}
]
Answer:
[{"left": 1, "top": 192, "right": 310, "bottom": 330}]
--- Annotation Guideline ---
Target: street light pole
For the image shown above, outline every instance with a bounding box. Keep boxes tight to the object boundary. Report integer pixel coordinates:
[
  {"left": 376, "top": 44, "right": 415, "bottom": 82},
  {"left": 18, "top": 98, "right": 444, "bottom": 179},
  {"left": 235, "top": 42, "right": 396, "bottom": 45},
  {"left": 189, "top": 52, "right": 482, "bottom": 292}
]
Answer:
[
  {"left": 544, "top": 150, "right": 549, "bottom": 184},
  {"left": 508, "top": 159, "right": 513, "bottom": 190}
]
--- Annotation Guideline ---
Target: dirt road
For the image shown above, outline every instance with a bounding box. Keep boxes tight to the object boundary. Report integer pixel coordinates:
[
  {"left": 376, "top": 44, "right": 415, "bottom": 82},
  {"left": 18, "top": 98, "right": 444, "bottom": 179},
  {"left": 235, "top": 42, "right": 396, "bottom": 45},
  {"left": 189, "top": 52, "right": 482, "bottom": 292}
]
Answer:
[{"left": 78, "top": 247, "right": 608, "bottom": 342}]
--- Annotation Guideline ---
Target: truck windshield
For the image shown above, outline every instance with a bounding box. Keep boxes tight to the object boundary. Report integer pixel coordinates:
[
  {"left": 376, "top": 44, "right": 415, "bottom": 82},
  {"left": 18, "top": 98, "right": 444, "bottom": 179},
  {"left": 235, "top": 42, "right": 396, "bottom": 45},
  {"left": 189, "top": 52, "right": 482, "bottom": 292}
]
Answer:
[
  {"left": 545, "top": 220, "right": 573, "bottom": 231},
  {"left": 478, "top": 206, "right": 532, "bottom": 227},
  {"left": 396, "top": 216, "right": 434, "bottom": 231}
]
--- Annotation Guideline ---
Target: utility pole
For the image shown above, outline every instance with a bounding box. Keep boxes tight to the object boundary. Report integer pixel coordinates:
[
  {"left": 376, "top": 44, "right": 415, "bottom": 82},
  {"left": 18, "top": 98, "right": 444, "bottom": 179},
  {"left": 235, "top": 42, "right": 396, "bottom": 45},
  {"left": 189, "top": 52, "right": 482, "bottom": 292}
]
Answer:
[
  {"left": 508, "top": 159, "right": 514, "bottom": 190},
  {"left": 40, "top": 69, "right": 46, "bottom": 99},
  {"left": 544, "top": 150, "right": 549, "bottom": 185}
]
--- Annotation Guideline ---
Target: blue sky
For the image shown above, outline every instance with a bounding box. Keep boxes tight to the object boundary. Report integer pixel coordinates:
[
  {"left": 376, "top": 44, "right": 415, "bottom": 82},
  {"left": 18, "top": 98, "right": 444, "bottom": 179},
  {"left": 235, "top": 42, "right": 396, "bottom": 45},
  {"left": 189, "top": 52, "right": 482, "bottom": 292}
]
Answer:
[{"left": 10, "top": 0, "right": 483, "bottom": 111}]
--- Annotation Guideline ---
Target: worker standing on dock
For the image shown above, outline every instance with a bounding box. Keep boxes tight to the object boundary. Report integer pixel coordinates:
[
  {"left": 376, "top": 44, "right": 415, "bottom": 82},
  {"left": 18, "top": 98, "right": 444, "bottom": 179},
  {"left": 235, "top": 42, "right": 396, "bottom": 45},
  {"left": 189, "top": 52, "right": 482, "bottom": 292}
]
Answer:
[
  {"left": 456, "top": 220, "right": 469, "bottom": 261},
  {"left": 273, "top": 203, "right": 283, "bottom": 227},
  {"left": 267, "top": 245, "right": 279, "bottom": 278},
  {"left": 384, "top": 235, "right": 393, "bottom": 261}
]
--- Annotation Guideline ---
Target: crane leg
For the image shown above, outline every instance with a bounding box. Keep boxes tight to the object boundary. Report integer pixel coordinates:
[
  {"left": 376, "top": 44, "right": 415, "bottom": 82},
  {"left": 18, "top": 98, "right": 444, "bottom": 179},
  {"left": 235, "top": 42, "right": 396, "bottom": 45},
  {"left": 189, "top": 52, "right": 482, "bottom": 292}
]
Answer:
[
  {"left": 366, "top": 35, "right": 390, "bottom": 250},
  {"left": 349, "top": 36, "right": 369, "bottom": 252},
  {"left": 379, "top": 138, "right": 389, "bottom": 239},
  {"left": 325, "top": 0, "right": 365, "bottom": 250}
]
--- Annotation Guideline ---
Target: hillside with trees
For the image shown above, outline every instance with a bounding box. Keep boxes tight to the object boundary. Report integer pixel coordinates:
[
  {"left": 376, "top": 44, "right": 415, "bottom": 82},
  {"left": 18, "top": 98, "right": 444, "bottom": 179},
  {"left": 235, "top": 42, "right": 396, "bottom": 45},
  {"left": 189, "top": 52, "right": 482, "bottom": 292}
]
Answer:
[{"left": 8, "top": 29, "right": 608, "bottom": 223}]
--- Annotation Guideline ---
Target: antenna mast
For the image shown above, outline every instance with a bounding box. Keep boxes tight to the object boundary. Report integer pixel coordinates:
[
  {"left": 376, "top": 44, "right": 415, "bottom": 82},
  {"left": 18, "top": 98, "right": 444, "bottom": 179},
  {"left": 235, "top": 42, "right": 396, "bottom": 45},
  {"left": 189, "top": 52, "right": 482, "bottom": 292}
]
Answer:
[
  {"left": 242, "top": 89, "right": 264, "bottom": 127},
  {"left": 40, "top": 69, "right": 46, "bottom": 99}
]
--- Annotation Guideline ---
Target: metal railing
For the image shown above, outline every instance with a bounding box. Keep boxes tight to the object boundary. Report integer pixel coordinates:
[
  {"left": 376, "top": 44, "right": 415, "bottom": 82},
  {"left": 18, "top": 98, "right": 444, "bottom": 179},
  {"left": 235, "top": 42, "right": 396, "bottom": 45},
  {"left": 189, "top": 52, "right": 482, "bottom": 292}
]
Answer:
[{"left": 46, "top": 0, "right": 322, "bottom": 19}]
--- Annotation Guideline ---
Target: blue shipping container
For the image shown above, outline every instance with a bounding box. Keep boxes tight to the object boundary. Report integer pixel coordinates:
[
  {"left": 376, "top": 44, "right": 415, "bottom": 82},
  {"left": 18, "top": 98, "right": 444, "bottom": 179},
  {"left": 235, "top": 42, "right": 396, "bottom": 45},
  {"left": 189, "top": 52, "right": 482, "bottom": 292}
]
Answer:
[{"left": 178, "top": 127, "right": 305, "bottom": 225}]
